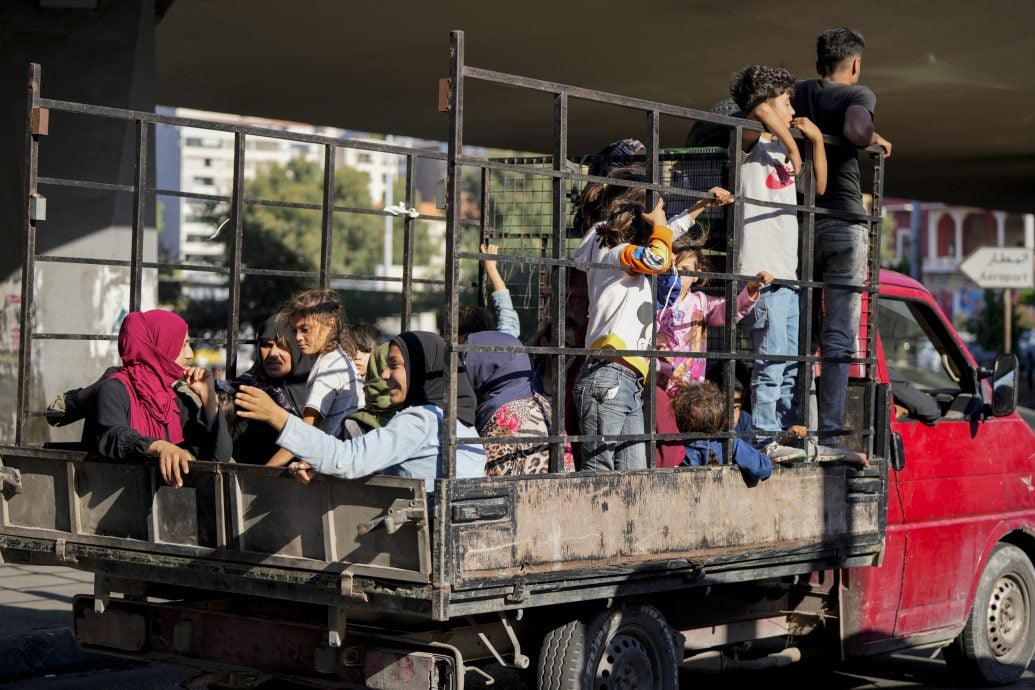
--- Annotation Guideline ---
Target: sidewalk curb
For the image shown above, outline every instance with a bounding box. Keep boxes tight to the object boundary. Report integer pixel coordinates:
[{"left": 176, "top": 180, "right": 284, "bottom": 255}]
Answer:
[{"left": 0, "top": 628, "right": 115, "bottom": 682}]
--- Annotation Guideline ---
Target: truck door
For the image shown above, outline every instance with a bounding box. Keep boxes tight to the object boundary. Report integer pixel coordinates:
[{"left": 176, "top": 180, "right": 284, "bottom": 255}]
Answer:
[{"left": 876, "top": 293, "right": 1007, "bottom": 639}]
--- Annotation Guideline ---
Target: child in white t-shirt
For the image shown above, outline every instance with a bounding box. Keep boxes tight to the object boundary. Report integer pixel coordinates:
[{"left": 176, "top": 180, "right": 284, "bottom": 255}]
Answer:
[
  {"left": 571, "top": 164, "right": 733, "bottom": 471},
  {"left": 730, "top": 64, "right": 830, "bottom": 463},
  {"left": 265, "top": 288, "right": 361, "bottom": 467}
]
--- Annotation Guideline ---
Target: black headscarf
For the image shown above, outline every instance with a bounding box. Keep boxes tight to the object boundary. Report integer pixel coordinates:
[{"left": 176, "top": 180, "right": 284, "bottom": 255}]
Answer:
[
  {"left": 391, "top": 331, "right": 477, "bottom": 428},
  {"left": 224, "top": 317, "right": 316, "bottom": 464},
  {"left": 234, "top": 316, "right": 314, "bottom": 415}
]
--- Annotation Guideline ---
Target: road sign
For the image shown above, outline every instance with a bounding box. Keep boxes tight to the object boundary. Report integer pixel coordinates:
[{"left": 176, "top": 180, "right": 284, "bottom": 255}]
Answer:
[{"left": 959, "top": 246, "right": 1034, "bottom": 289}]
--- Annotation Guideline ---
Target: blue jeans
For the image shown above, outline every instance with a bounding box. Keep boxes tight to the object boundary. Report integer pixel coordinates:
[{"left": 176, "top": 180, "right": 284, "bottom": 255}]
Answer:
[
  {"left": 813, "top": 219, "right": 868, "bottom": 440},
  {"left": 746, "top": 285, "right": 800, "bottom": 445},
  {"left": 574, "top": 359, "right": 646, "bottom": 471}
]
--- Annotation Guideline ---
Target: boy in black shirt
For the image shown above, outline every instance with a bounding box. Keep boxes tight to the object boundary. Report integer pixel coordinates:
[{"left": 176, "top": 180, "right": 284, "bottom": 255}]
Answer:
[{"left": 793, "top": 27, "right": 892, "bottom": 455}]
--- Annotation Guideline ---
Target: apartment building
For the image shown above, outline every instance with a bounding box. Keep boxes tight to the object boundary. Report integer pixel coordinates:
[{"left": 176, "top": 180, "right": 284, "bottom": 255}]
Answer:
[{"left": 157, "top": 107, "right": 423, "bottom": 266}]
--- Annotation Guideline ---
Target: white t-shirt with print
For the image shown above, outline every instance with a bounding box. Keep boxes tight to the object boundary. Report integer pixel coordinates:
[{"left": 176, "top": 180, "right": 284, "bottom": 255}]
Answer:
[
  {"left": 738, "top": 135, "right": 800, "bottom": 282},
  {"left": 305, "top": 347, "right": 361, "bottom": 435}
]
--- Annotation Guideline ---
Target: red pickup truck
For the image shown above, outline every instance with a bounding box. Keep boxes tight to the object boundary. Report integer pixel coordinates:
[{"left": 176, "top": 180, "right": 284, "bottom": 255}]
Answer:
[{"left": 2, "top": 35, "right": 1033, "bottom": 690}]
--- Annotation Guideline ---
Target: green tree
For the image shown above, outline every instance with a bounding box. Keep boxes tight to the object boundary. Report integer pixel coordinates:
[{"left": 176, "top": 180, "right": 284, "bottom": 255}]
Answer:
[
  {"left": 177, "top": 158, "right": 438, "bottom": 332},
  {"left": 969, "top": 289, "right": 1023, "bottom": 352},
  {"left": 243, "top": 158, "right": 382, "bottom": 276}
]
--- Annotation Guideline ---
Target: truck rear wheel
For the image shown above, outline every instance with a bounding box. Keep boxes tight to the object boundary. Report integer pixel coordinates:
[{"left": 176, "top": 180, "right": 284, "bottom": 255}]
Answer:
[
  {"left": 536, "top": 603, "right": 679, "bottom": 690},
  {"left": 946, "top": 543, "right": 1035, "bottom": 686}
]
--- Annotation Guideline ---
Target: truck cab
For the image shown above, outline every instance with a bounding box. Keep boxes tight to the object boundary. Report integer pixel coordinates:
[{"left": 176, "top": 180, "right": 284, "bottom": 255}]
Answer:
[{"left": 843, "top": 269, "right": 1035, "bottom": 685}]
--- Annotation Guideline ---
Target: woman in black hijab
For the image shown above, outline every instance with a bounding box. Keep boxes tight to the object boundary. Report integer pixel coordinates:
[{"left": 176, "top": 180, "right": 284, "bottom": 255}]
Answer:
[
  {"left": 234, "top": 331, "right": 485, "bottom": 487},
  {"left": 222, "top": 316, "right": 314, "bottom": 464}
]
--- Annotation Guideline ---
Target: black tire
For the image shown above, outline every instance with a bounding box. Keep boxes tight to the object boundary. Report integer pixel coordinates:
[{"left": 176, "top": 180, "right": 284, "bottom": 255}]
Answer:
[
  {"left": 582, "top": 603, "right": 681, "bottom": 690},
  {"left": 537, "top": 603, "right": 680, "bottom": 690},
  {"left": 946, "top": 543, "right": 1035, "bottom": 686},
  {"left": 537, "top": 618, "right": 585, "bottom": 690}
]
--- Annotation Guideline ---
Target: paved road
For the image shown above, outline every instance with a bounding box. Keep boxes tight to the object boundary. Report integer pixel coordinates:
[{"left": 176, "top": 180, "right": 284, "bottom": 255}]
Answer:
[
  {"left": 4, "top": 562, "right": 1035, "bottom": 689},
  {"left": 5, "top": 649, "right": 1035, "bottom": 689}
]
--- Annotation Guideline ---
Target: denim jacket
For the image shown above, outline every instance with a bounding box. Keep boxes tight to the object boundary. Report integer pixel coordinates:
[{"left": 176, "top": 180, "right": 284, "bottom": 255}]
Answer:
[
  {"left": 278, "top": 404, "right": 485, "bottom": 491},
  {"left": 491, "top": 289, "right": 521, "bottom": 339},
  {"left": 681, "top": 438, "right": 772, "bottom": 486}
]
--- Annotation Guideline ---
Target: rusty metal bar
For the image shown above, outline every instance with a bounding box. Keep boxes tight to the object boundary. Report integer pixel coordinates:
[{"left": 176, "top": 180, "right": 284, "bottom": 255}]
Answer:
[
  {"left": 36, "top": 174, "right": 452, "bottom": 221},
  {"left": 320, "top": 144, "right": 336, "bottom": 289},
  {"left": 401, "top": 155, "right": 417, "bottom": 331},
  {"left": 798, "top": 143, "right": 818, "bottom": 435},
  {"left": 867, "top": 150, "right": 887, "bottom": 458},
  {"left": 129, "top": 119, "right": 148, "bottom": 312},
  {"left": 225, "top": 133, "right": 246, "bottom": 377},
  {"left": 442, "top": 30, "right": 464, "bottom": 483},
  {"left": 478, "top": 167, "right": 489, "bottom": 303},
  {"left": 16, "top": 63, "right": 42, "bottom": 446},
  {"left": 722, "top": 125, "right": 745, "bottom": 456},
  {"left": 461, "top": 66, "right": 765, "bottom": 132},
  {"left": 452, "top": 155, "right": 877, "bottom": 223},
  {"left": 434, "top": 29, "right": 466, "bottom": 605},
  {"left": 38, "top": 97, "right": 449, "bottom": 159},
  {"left": 548, "top": 93, "right": 568, "bottom": 473},
  {"left": 645, "top": 110, "right": 660, "bottom": 467}
]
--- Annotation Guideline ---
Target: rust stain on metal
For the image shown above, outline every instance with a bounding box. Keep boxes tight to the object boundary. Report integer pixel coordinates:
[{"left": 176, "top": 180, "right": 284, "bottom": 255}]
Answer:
[
  {"left": 438, "top": 79, "right": 451, "bottom": 112},
  {"left": 30, "top": 107, "right": 48, "bottom": 136}
]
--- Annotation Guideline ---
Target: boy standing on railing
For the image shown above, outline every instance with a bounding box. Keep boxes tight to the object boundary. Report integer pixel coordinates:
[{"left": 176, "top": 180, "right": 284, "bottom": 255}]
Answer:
[
  {"left": 793, "top": 28, "right": 890, "bottom": 461},
  {"left": 729, "top": 64, "right": 826, "bottom": 463}
]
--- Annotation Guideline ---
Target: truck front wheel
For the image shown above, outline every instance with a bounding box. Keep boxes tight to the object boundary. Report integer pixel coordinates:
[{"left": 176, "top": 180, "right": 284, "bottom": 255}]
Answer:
[
  {"left": 536, "top": 602, "right": 680, "bottom": 690},
  {"left": 946, "top": 543, "right": 1035, "bottom": 686}
]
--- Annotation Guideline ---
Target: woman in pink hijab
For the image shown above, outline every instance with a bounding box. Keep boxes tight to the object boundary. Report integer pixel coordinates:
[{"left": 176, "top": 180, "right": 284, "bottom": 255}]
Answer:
[{"left": 82, "top": 310, "right": 231, "bottom": 487}]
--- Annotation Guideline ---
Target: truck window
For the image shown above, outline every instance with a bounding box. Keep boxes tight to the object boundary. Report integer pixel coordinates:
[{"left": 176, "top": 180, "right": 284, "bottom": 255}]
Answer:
[{"left": 876, "top": 297, "right": 973, "bottom": 414}]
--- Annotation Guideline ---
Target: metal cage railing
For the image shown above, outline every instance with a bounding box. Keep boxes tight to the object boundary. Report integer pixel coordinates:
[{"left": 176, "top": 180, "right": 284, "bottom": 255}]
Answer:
[{"left": 439, "top": 28, "right": 884, "bottom": 489}]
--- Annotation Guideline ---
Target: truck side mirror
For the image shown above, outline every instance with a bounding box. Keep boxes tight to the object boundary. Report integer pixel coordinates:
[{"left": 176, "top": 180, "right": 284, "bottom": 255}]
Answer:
[
  {"left": 889, "top": 432, "right": 905, "bottom": 472},
  {"left": 991, "top": 353, "right": 1020, "bottom": 417}
]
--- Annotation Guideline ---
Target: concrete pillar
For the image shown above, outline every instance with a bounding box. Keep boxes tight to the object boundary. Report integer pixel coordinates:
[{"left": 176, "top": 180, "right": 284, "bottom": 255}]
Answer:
[
  {"left": 994, "top": 211, "right": 1007, "bottom": 247},
  {"left": 950, "top": 210, "right": 967, "bottom": 263},
  {"left": 0, "top": 1, "right": 158, "bottom": 443},
  {"left": 927, "top": 209, "right": 941, "bottom": 266}
]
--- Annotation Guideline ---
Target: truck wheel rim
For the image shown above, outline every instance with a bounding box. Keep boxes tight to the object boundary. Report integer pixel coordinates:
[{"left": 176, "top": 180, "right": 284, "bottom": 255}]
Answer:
[
  {"left": 594, "top": 630, "right": 658, "bottom": 689},
  {"left": 987, "top": 573, "right": 1030, "bottom": 659}
]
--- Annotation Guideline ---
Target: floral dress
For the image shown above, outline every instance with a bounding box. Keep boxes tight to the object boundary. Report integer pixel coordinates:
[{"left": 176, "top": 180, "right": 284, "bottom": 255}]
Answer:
[{"left": 481, "top": 393, "right": 573, "bottom": 475}]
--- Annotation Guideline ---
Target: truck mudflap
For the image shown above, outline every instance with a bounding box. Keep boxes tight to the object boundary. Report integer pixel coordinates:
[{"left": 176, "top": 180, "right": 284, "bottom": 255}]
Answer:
[
  {"left": 0, "top": 447, "right": 433, "bottom": 610},
  {"left": 72, "top": 595, "right": 460, "bottom": 690}
]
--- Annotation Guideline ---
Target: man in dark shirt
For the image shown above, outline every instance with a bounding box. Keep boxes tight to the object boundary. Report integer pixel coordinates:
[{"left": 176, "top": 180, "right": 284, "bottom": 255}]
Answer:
[{"left": 793, "top": 27, "right": 892, "bottom": 448}]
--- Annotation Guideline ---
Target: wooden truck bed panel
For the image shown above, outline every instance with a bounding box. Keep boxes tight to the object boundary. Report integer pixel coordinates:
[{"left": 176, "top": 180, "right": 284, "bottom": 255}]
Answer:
[
  {"left": 1, "top": 447, "right": 432, "bottom": 586},
  {"left": 2, "top": 446, "right": 885, "bottom": 618},
  {"left": 448, "top": 465, "right": 883, "bottom": 584}
]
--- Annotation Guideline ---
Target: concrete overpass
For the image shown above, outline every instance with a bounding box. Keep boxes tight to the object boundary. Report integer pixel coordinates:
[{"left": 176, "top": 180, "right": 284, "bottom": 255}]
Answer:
[
  {"left": 1, "top": 0, "right": 1032, "bottom": 284},
  {"left": 154, "top": 0, "right": 1034, "bottom": 212}
]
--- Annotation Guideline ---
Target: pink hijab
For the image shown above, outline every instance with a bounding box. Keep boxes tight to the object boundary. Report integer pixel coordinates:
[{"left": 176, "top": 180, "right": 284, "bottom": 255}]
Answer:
[{"left": 108, "top": 310, "right": 188, "bottom": 444}]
